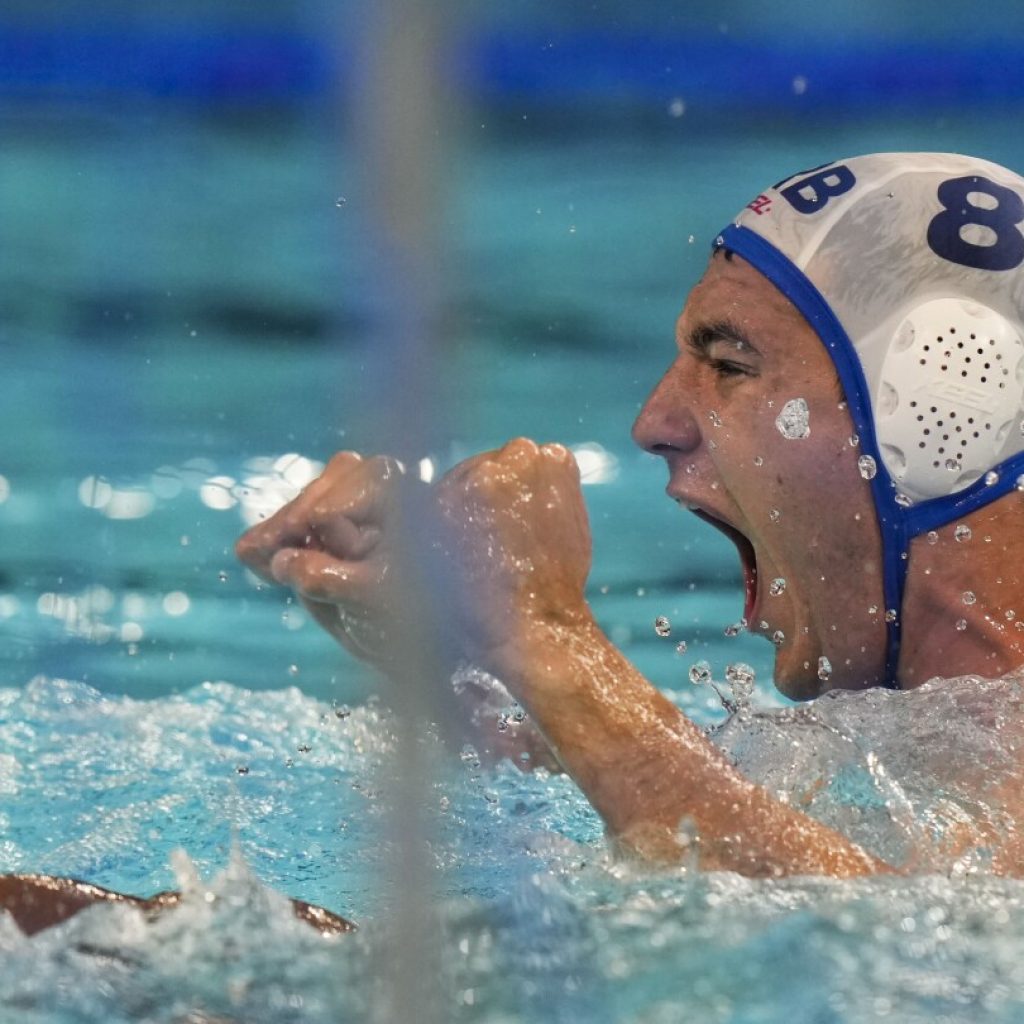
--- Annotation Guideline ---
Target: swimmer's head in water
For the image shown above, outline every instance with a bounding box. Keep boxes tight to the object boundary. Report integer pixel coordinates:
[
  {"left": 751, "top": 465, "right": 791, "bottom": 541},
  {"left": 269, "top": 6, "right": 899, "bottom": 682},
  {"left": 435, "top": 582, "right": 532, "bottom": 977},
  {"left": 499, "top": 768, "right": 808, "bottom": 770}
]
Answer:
[{"left": 718, "top": 153, "right": 1024, "bottom": 684}]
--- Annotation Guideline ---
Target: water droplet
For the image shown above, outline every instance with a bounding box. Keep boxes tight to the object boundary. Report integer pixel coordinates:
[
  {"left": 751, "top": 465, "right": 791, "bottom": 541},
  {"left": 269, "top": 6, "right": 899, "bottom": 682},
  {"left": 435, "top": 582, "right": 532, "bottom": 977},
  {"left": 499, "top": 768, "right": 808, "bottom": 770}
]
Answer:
[
  {"left": 775, "top": 398, "right": 810, "bottom": 439},
  {"left": 769, "top": 509, "right": 781, "bottom": 523},
  {"left": 944, "top": 458, "right": 959, "bottom": 472},
  {"left": 884, "top": 609, "right": 897, "bottom": 623},
  {"left": 689, "top": 660, "right": 712, "bottom": 686},
  {"left": 954, "top": 524, "right": 972, "bottom": 543},
  {"left": 769, "top": 578, "right": 786, "bottom": 596},
  {"left": 895, "top": 492, "right": 912, "bottom": 508},
  {"left": 709, "top": 410, "right": 722, "bottom": 427},
  {"left": 926, "top": 531, "right": 939, "bottom": 545},
  {"left": 725, "top": 662, "right": 755, "bottom": 702},
  {"left": 985, "top": 470, "right": 1000, "bottom": 486},
  {"left": 723, "top": 621, "right": 743, "bottom": 637},
  {"left": 857, "top": 455, "right": 877, "bottom": 480},
  {"left": 955, "top": 618, "right": 968, "bottom": 632},
  {"left": 675, "top": 640, "right": 688, "bottom": 654},
  {"left": 963, "top": 591, "right": 976, "bottom": 605},
  {"left": 848, "top": 434, "right": 859, "bottom": 447},
  {"left": 335, "top": 196, "right": 347, "bottom": 208},
  {"left": 654, "top": 615, "right": 671, "bottom": 637},
  {"left": 771, "top": 629, "right": 786, "bottom": 646},
  {"left": 753, "top": 455, "right": 764, "bottom": 467},
  {"left": 288, "top": 664, "right": 299, "bottom": 676},
  {"left": 817, "top": 656, "right": 832, "bottom": 681}
]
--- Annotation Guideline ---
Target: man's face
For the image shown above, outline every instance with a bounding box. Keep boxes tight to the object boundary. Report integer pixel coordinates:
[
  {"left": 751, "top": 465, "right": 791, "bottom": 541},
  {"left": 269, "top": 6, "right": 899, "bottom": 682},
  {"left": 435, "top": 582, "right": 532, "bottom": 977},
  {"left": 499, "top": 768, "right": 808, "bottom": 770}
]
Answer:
[{"left": 632, "top": 251, "right": 887, "bottom": 699}]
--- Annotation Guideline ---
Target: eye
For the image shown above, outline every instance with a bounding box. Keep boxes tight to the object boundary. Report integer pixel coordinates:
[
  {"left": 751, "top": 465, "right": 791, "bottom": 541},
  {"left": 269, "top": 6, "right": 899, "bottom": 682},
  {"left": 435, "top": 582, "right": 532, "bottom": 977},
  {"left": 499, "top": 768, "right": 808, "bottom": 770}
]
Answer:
[{"left": 709, "top": 358, "right": 753, "bottom": 379}]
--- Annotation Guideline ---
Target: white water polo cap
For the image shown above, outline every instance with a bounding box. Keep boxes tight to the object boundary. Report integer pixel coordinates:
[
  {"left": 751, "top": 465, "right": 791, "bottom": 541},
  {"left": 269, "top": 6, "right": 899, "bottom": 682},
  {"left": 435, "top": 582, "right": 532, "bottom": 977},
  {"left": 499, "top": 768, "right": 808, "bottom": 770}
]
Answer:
[{"left": 715, "top": 153, "right": 1024, "bottom": 685}]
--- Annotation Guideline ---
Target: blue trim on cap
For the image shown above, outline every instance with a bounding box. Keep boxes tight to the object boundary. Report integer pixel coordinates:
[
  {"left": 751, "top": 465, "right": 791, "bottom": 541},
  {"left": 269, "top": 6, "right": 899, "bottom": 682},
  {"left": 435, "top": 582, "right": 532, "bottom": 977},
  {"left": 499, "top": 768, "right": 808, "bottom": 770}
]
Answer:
[
  {"left": 716, "top": 224, "right": 906, "bottom": 687},
  {"left": 904, "top": 449, "right": 1024, "bottom": 535}
]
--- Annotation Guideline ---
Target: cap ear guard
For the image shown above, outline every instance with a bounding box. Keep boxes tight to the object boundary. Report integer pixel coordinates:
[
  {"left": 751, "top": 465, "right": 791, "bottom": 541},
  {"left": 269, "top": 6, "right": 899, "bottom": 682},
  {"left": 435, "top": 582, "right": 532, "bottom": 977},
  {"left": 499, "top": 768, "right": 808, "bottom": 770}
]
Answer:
[{"left": 874, "top": 298, "right": 1024, "bottom": 501}]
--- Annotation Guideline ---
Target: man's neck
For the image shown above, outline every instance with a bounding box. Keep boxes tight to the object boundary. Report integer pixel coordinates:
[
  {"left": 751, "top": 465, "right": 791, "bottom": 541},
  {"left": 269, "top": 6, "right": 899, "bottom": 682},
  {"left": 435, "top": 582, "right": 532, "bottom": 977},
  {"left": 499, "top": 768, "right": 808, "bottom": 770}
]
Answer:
[{"left": 899, "top": 501, "right": 1024, "bottom": 688}]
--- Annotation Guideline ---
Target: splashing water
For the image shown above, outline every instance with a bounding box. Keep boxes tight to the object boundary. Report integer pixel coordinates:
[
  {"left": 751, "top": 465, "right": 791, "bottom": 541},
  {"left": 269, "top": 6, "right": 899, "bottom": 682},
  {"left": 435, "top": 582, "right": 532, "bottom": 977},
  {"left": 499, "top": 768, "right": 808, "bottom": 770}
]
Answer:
[
  {"left": 5, "top": 674, "right": 1024, "bottom": 1022},
  {"left": 775, "top": 398, "right": 810, "bottom": 440}
]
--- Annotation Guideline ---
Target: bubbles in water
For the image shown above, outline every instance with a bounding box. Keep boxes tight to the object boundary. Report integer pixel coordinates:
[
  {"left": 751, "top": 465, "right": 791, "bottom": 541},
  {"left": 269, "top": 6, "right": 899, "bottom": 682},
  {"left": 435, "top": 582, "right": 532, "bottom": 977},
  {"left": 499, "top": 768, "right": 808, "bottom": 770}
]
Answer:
[
  {"left": 723, "top": 621, "right": 743, "bottom": 637},
  {"left": 944, "top": 459, "right": 959, "bottom": 472},
  {"left": 926, "top": 531, "right": 939, "bottom": 545},
  {"left": 985, "top": 471, "right": 1000, "bottom": 486},
  {"left": 859, "top": 456, "right": 878, "bottom": 481},
  {"left": 895, "top": 492, "right": 912, "bottom": 508},
  {"left": 654, "top": 615, "right": 671, "bottom": 637},
  {"left": 963, "top": 591, "right": 977, "bottom": 606},
  {"left": 775, "top": 398, "right": 810, "bottom": 439},
  {"left": 675, "top": 640, "right": 688, "bottom": 654},
  {"left": 753, "top": 455, "right": 764, "bottom": 467},
  {"left": 668, "top": 97, "right": 686, "bottom": 117},
  {"left": 725, "top": 662, "right": 755, "bottom": 703},
  {"left": 709, "top": 410, "right": 723, "bottom": 427},
  {"left": 689, "top": 660, "right": 712, "bottom": 685},
  {"left": 288, "top": 664, "right": 299, "bottom": 677},
  {"left": 884, "top": 609, "right": 898, "bottom": 623},
  {"left": 955, "top": 524, "right": 972, "bottom": 543},
  {"left": 1017, "top": 474, "right": 1024, "bottom": 491},
  {"left": 817, "top": 656, "right": 833, "bottom": 681},
  {"left": 848, "top": 434, "right": 859, "bottom": 447},
  {"left": 771, "top": 630, "right": 786, "bottom": 646},
  {"left": 236, "top": 765, "right": 249, "bottom": 775},
  {"left": 218, "top": 571, "right": 228, "bottom": 583},
  {"left": 1006, "top": 609, "right": 1017, "bottom": 621},
  {"left": 769, "top": 578, "right": 786, "bottom": 596},
  {"left": 769, "top": 509, "right": 781, "bottom": 523},
  {"left": 334, "top": 196, "right": 347, "bottom": 208},
  {"left": 955, "top": 619, "right": 968, "bottom": 632}
]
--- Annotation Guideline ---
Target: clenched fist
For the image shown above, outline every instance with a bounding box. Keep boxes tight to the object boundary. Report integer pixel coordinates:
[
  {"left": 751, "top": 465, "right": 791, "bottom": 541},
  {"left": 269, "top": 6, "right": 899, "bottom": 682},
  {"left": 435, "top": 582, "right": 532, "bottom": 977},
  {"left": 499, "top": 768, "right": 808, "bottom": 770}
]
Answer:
[{"left": 235, "top": 439, "right": 593, "bottom": 677}]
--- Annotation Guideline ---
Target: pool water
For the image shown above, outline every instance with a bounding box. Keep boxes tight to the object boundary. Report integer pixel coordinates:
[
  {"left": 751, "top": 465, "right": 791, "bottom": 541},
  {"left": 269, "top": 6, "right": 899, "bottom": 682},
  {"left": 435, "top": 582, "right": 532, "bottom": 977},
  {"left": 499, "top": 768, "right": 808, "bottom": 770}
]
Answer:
[{"left": 7, "top": 102, "right": 1024, "bottom": 1021}]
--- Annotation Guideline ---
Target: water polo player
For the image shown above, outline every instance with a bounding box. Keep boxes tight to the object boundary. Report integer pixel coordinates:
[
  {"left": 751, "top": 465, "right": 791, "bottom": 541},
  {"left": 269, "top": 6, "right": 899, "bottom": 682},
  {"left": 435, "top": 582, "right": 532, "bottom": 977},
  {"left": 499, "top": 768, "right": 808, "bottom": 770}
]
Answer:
[{"left": 234, "top": 153, "right": 1024, "bottom": 876}]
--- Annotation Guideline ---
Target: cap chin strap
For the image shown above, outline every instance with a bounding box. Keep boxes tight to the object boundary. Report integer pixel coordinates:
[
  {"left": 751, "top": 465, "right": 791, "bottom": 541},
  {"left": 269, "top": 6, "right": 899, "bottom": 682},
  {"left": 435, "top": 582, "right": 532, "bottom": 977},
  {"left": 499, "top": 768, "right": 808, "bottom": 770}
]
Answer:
[{"left": 717, "top": 224, "right": 1024, "bottom": 689}]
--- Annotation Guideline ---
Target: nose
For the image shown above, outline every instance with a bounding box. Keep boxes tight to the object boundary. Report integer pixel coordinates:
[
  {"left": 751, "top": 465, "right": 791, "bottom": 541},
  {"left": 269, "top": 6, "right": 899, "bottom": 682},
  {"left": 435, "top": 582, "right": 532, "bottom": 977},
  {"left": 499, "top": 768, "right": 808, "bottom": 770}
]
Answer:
[{"left": 631, "top": 360, "right": 702, "bottom": 456}]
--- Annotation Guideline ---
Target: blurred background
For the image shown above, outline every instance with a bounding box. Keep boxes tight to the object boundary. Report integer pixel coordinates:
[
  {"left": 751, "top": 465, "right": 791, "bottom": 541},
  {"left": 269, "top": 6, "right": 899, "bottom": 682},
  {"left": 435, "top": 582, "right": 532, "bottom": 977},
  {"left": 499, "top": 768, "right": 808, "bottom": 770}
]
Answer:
[{"left": 5, "top": 0, "right": 1024, "bottom": 705}]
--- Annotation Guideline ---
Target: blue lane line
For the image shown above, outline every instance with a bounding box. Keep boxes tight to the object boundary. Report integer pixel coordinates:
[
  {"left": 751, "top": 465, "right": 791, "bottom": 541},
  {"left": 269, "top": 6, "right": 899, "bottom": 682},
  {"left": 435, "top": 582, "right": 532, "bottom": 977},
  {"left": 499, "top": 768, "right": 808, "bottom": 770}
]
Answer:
[{"left": 0, "top": 27, "right": 1021, "bottom": 106}]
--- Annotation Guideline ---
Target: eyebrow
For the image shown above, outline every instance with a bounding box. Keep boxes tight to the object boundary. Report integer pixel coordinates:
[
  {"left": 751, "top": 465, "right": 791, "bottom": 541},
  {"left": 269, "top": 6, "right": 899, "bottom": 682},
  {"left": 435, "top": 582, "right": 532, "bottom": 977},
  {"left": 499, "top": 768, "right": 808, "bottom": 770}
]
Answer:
[{"left": 683, "top": 319, "right": 762, "bottom": 357}]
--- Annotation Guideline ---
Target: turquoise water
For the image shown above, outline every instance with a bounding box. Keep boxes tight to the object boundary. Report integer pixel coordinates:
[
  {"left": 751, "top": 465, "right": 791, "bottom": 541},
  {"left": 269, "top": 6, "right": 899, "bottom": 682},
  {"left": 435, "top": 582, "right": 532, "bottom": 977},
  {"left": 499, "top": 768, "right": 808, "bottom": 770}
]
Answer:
[{"left": 7, "top": 106, "right": 1024, "bottom": 1020}]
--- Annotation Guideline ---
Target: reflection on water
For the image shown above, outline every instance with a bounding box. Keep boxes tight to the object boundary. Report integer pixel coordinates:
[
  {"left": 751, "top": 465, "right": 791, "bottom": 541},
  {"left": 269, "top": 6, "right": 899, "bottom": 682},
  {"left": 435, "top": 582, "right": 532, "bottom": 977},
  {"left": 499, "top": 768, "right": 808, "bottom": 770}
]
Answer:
[{"left": 3, "top": 673, "right": 1024, "bottom": 1021}]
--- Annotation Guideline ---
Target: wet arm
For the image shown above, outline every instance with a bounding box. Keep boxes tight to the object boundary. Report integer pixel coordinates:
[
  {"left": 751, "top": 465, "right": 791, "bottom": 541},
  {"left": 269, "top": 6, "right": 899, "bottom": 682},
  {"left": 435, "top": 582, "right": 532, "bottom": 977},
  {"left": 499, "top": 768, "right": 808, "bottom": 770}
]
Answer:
[{"left": 492, "top": 614, "right": 890, "bottom": 877}]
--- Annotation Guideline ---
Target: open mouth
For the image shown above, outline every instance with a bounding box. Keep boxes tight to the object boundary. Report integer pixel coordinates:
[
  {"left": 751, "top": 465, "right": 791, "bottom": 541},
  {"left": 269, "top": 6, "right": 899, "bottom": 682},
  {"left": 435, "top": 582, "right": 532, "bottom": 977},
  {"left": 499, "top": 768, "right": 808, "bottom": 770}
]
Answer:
[{"left": 690, "top": 509, "right": 759, "bottom": 623}]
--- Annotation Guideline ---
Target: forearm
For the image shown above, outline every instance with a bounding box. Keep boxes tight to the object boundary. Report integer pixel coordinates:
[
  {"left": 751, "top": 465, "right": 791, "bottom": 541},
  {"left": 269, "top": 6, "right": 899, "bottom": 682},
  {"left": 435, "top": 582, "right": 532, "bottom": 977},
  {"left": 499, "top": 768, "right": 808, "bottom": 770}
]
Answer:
[{"left": 490, "top": 614, "right": 889, "bottom": 878}]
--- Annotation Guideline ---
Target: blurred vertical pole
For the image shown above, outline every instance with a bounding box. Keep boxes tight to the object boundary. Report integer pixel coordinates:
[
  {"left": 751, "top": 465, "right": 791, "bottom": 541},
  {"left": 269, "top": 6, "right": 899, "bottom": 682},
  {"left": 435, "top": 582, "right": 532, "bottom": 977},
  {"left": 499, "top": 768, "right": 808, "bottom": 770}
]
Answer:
[{"left": 348, "top": 1, "right": 458, "bottom": 1022}]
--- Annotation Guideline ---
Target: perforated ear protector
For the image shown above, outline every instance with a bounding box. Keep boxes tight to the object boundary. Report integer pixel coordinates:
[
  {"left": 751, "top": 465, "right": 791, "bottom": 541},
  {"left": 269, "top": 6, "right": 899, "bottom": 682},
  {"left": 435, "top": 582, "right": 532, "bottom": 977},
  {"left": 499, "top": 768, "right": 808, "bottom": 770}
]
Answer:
[
  {"left": 715, "top": 153, "right": 1024, "bottom": 688},
  {"left": 874, "top": 298, "right": 1024, "bottom": 500}
]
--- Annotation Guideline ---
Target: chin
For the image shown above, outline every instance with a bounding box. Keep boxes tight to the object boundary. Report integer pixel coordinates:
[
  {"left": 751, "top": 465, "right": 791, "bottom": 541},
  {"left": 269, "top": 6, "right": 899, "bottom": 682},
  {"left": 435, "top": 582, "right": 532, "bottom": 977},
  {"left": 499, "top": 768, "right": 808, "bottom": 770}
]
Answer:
[
  {"left": 771, "top": 637, "right": 831, "bottom": 701},
  {"left": 772, "top": 660, "right": 823, "bottom": 702}
]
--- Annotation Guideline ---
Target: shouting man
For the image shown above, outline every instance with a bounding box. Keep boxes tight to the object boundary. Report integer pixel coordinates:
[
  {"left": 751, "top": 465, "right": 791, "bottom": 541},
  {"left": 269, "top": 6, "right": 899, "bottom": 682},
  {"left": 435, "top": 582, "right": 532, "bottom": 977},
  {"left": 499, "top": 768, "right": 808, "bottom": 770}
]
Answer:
[{"left": 236, "top": 152, "right": 1024, "bottom": 878}]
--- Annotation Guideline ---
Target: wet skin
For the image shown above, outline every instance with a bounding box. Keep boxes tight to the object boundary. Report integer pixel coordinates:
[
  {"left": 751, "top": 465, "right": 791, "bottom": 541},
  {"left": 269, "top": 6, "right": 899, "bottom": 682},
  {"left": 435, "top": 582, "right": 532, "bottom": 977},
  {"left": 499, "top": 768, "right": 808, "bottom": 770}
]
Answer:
[
  {"left": 632, "top": 250, "right": 888, "bottom": 698},
  {"left": 0, "top": 874, "right": 355, "bottom": 937}
]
